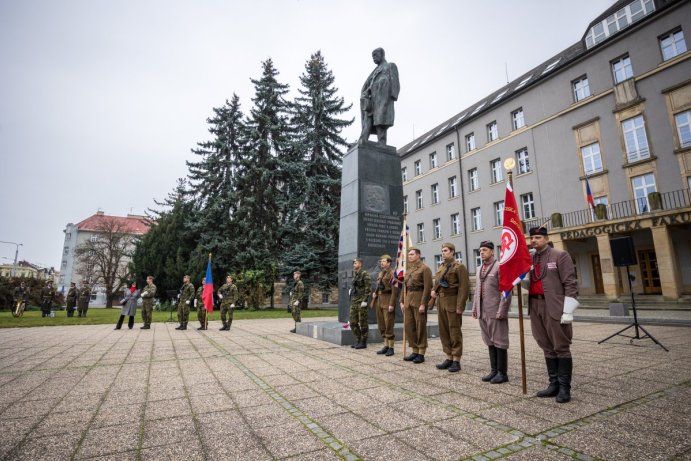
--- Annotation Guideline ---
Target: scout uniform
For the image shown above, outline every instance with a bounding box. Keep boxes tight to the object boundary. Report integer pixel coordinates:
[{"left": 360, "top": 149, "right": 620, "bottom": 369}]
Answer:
[
  {"left": 176, "top": 277, "right": 195, "bottom": 330},
  {"left": 402, "top": 253, "right": 432, "bottom": 363},
  {"left": 373, "top": 255, "right": 398, "bottom": 356},
  {"left": 218, "top": 277, "right": 238, "bottom": 331},
  {"left": 140, "top": 279, "right": 157, "bottom": 329},
  {"left": 350, "top": 258, "right": 372, "bottom": 349}
]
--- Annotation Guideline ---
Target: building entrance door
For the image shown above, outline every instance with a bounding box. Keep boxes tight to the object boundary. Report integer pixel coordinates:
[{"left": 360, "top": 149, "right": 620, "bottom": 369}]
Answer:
[
  {"left": 591, "top": 254, "right": 604, "bottom": 294},
  {"left": 637, "top": 249, "right": 661, "bottom": 294}
]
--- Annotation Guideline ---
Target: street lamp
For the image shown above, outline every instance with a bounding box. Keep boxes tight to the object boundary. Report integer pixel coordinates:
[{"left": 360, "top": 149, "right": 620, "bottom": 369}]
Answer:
[{"left": 0, "top": 241, "right": 23, "bottom": 277}]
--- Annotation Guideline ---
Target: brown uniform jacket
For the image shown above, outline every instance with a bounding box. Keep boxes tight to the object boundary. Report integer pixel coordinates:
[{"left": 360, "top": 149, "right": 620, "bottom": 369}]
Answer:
[
  {"left": 404, "top": 262, "right": 433, "bottom": 308},
  {"left": 374, "top": 267, "right": 399, "bottom": 307},
  {"left": 433, "top": 260, "right": 470, "bottom": 313},
  {"left": 530, "top": 247, "right": 578, "bottom": 320}
]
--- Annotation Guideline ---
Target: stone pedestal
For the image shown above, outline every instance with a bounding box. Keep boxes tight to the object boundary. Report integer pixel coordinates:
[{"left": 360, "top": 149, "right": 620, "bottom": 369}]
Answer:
[{"left": 337, "top": 141, "right": 404, "bottom": 323}]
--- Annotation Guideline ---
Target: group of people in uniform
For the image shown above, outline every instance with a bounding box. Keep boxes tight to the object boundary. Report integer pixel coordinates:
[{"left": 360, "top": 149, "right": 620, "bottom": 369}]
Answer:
[
  {"left": 344, "top": 226, "right": 577, "bottom": 403},
  {"left": 171, "top": 274, "right": 238, "bottom": 331},
  {"left": 12, "top": 279, "right": 91, "bottom": 318}
]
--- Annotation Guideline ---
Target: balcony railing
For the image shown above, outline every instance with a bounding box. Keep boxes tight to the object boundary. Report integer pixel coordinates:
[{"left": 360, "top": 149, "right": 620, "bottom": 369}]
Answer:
[{"left": 522, "top": 188, "right": 691, "bottom": 233}]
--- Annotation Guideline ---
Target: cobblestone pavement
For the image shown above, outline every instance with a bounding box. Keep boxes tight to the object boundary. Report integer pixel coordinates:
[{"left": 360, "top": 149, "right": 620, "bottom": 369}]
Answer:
[{"left": 0, "top": 317, "right": 689, "bottom": 461}]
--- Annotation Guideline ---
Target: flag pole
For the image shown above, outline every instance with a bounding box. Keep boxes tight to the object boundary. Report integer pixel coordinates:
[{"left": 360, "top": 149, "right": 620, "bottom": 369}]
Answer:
[{"left": 507, "top": 170, "right": 528, "bottom": 395}]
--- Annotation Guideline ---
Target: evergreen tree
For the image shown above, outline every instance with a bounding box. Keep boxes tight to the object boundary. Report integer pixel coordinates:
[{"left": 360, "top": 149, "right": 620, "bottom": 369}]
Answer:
[
  {"left": 185, "top": 94, "right": 247, "bottom": 277},
  {"left": 286, "top": 51, "right": 353, "bottom": 289},
  {"left": 233, "top": 59, "right": 294, "bottom": 306}
]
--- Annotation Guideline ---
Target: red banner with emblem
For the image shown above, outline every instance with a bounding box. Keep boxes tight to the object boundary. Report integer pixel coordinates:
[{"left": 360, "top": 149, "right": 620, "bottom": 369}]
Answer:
[{"left": 499, "top": 182, "right": 533, "bottom": 297}]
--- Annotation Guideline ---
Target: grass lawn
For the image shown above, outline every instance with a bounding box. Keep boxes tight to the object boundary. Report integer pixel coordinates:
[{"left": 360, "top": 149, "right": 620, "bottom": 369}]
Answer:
[{"left": 0, "top": 307, "right": 337, "bottom": 328}]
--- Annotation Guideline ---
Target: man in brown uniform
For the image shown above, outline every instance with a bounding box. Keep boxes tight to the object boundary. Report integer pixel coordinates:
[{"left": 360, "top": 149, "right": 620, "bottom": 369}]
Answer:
[
  {"left": 400, "top": 248, "right": 432, "bottom": 364},
  {"left": 430, "top": 243, "right": 469, "bottom": 373},
  {"left": 472, "top": 241, "right": 511, "bottom": 384},
  {"left": 371, "top": 254, "right": 399, "bottom": 356},
  {"left": 528, "top": 227, "right": 578, "bottom": 403}
]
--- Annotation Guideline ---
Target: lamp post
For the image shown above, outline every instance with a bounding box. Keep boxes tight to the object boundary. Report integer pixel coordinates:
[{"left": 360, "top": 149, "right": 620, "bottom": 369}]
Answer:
[{"left": 0, "top": 241, "right": 23, "bottom": 277}]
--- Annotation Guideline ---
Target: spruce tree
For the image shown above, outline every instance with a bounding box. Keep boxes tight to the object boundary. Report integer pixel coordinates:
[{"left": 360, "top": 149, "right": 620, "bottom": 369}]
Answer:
[{"left": 287, "top": 51, "right": 353, "bottom": 289}]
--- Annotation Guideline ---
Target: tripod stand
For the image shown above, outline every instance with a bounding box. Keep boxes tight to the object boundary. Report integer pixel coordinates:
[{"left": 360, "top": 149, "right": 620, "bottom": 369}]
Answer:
[
  {"left": 598, "top": 265, "right": 668, "bottom": 351},
  {"left": 165, "top": 290, "right": 178, "bottom": 323}
]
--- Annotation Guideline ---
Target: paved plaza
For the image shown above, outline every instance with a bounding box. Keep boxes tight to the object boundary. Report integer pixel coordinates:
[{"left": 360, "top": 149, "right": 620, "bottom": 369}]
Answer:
[{"left": 0, "top": 316, "right": 689, "bottom": 461}]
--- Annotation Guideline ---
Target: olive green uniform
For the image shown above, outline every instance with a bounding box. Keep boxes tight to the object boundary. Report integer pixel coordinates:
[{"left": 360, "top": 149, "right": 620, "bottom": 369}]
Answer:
[
  {"left": 140, "top": 282, "right": 157, "bottom": 328},
  {"left": 350, "top": 269, "right": 372, "bottom": 343},
  {"left": 403, "top": 262, "right": 433, "bottom": 355},
  {"left": 374, "top": 268, "right": 399, "bottom": 347},
  {"left": 195, "top": 286, "right": 206, "bottom": 327},
  {"left": 433, "top": 260, "right": 470, "bottom": 361},
  {"left": 177, "top": 282, "right": 195, "bottom": 327},
  {"left": 40, "top": 285, "right": 55, "bottom": 317},
  {"left": 65, "top": 286, "right": 77, "bottom": 317},
  {"left": 290, "top": 280, "right": 304, "bottom": 323},
  {"left": 218, "top": 282, "right": 238, "bottom": 328},
  {"left": 77, "top": 285, "right": 91, "bottom": 317}
]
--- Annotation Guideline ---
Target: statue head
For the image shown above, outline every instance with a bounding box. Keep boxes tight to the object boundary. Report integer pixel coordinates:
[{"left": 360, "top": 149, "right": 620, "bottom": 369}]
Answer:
[{"left": 372, "top": 47, "right": 385, "bottom": 64}]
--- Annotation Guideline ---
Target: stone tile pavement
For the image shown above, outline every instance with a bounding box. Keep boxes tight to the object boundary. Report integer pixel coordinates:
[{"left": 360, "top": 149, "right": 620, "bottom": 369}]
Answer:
[{"left": 0, "top": 317, "right": 689, "bottom": 460}]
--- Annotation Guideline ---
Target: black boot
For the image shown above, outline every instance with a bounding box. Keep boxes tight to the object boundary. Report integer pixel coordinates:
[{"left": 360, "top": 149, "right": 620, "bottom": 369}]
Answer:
[
  {"left": 221, "top": 324, "right": 228, "bottom": 331},
  {"left": 436, "top": 359, "right": 453, "bottom": 370},
  {"left": 556, "top": 358, "right": 573, "bottom": 403},
  {"left": 376, "top": 346, "right": 389, "bottom": 355},
  {"left": 491, "top": 348, "right": 509, "bottom": 384},
  {"left": 351, "top": 341, "right": 359, "bottom": 348},
  {"left": 115, "top": 315, "right": 125, "bottom": 330},
  {"left": 536, "top": 357, "right": 560, "bottom": 397},
  {"left": 385, "top": 348, "right": 394, "bottom": 357},
  {"left": 403, "top": 352, "right": 417, "bottom": 361},
  {"left": 448, "top": 361, "right": 461, "bottom": 373},
  {"left": 175, "top": 324, "right": 183, "bottom": 330},
  {"left": 412, "top": 354, "right": 425, "bottom": 364},
  {"left": 354, "top": 340, "right": 367, "bottom": 349},
  {"left": 482, "top": 346, "right": 498, "bottom": 382},
  {"left": 128, "top": 316, "right": 135, "bottom": 329}
]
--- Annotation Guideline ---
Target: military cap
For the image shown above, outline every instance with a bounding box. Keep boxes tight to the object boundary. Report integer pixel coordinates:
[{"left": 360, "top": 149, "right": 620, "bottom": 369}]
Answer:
[
  {"left": 293, "top": 271, "right": 301, "bottom": 276},
  {"left": 441, "top": 242, "right": 455, "bottom": 252},
  {"left": 408, "top": 247, "right": 421, "bottom": 254},
  {"left": 353, "top": 257, "right": 362, "bottom": 263},
  {"left": 529, "top": 226, "right": 548, "bottom": 236},
  {"left": 379, "top": 254, "right": 392, "bottom": 261},
  {"left": 480, "top": 240, "right": 494, "bottom": 250}
]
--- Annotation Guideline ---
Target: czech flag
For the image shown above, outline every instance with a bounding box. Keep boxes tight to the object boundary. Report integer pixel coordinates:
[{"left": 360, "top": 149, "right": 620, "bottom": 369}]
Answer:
[
  {"left": 585, "top": 176, "right": 596, "bottom": 209},
  {"left": 202, "top": 256, "right": 214, "bottom": 313},
  {"left": 498, "top": 182, "right": 533, "bottom": 299}
]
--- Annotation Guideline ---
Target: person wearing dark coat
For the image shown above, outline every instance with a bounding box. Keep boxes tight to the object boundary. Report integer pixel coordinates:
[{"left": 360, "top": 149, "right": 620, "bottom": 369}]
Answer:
[
  {"left": 65, "top": 282, "right": 78, "bottom": 317},
  {"left": 115, "top": 283, "right": 140, "bottom": 330}
]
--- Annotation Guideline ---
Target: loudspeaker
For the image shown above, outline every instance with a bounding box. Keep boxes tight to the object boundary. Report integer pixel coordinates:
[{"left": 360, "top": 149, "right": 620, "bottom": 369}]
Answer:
[{"left": 610, "top": 236, "right": 637, "bottom": 267}]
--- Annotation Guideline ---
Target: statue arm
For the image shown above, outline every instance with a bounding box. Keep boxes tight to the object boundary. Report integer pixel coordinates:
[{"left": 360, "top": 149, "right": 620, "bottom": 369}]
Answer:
[{"left": 390, "top": 63, "right": 400, "bottom": 101}]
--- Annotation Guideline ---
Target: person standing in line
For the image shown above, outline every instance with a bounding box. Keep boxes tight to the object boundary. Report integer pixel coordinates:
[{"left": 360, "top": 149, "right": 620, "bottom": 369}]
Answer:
[
  {"left": 289, "top": 271, "right": 303, "bottom": 333},
  {"left": 115, "top": 282, "right": 139, "bottom": 330},
  {"left": 430, "top": 243, "right": 469, "bottom": 373},
  {"left": 13, "top": 282, "right": 30, "bottom": 316},
  {"left": 140, "top": 276, "right": 156, "bottom": 329},
  {"left": 528, "top": 227, "right": 578, "bottom": 403},
  {"left": 371, "top": 254, "right": 398, "bottom": 356},
  {"left": 176, "top": 275, "right": 195, "bottom": 331},
  {"left": 400, "top": 248, "right": 432, "bottom": 364},
  {"left": 218, "top": 275, "right": 238, "bottom": 331},
  {"left": 350, "top": 258, "right": 372, "bottom": 349},
  {"left": 77, "top": 281, "right": 91, "bottom": 317},
  {"left": 40, "top": 280, "right": 56, "bottom": 318},
  {"left": 195, "top": 277, "right": 207, "bottom": 330},
  {"left": 65, "top": 282, "right": 78, "bottom": 317},
  {"left": 472, "top": 241, "right": 511, "bottom": 384}
]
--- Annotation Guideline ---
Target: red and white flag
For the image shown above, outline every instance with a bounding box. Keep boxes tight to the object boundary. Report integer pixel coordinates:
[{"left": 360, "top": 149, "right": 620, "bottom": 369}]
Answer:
[
  {"left": 392, "top": 217, "right": 412, "bottom": 288},
  {"left": 499, "top": 182, "right": 533, "bottom": 298}
]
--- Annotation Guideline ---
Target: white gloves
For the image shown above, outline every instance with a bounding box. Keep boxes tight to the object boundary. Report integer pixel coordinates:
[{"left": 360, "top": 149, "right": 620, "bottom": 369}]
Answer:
[
  {"left": 294, "top": 301, "right": 299, "bottom": 307},
  {"left": 185, "top": 300, "right": 189, "bottom": 305},
  {"left": 520, "top": 273, "right": 530, "bottom": 289},
  {"left": 218, "top": 294, "right": 223, "bottom": 299},
  {"left": 561, "top": 296, "right": 579, "bottom": 324},
  {"left": 360, "top": 301, "right": 367, "bottom": 307},
  {"left": 230, "top": 304, "right": 235, "bottom": 308}
]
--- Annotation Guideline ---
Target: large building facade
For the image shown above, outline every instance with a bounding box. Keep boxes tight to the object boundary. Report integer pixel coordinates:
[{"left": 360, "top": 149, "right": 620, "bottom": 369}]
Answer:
[{"left": 399, "top": 0, "right": 691, "bottom": 300}]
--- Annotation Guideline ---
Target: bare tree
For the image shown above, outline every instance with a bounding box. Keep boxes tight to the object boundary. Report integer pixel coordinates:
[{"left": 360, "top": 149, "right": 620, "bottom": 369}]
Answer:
[{"left": 75, "top": 219, "right": 135, "bottom": 308}]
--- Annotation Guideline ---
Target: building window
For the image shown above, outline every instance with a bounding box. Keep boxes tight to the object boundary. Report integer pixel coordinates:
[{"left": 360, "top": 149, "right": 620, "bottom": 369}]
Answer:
[
  {"left": 471, "top": 208, "right": 482, "bottom": 231},
  {"left": 585, "top": 0, "right": 656, "bottom": 48},
  {"left": 431, "top": 184, "right": 440, "bottom": 204},
  {"left": 512, "top": 108, "right": 525, "bottom": 130},
  {"left": 612, "top": 55, "right": 633, "bottom": 84},
  {"left": 415, "top": 190, "right": 423, "bottom": 209},
  {"left": 465, "top": 133, "right": 476, "bottom": 151},
  {"left": 632, "top": 173, "right": 656, "bottom": 213},
  {"left": 594, "top": 196, "right": 609, "bottom": 206},
  {"left": 66, "top": 232, "right": 71, "bottom": 239},
  {"left": 417, "top": 223, "right": 425, "bottom": 243},
  {"left": 521, "top": 193, "right": 535, "bottom": 219},
  {"left": 429, "top": 152, "right": 438, "bottom": 169},
  {"left": 622, "top": 115, "right": 650, "bottom": 162},
  {"left": 434, "top": 254, "right": 443, "bottom": 268},
  {"left": 446, "top": 143, "right": 456, "bottom": 161},
  {"left": 414, "top": 160, "right": 421, "bottom": 176},
  {"left": 516, "top": 148, "right": 530, "bottom": 174},
  {"left": 468, "top": 168, "right": 479, "bottom": 191},
  {"left": 63, "top": 246, "right": 69, "bottom": 255},
  {"left": 572, "top": 76, "right": 591, "bottom": 102},
  {"left": 487, "top": 121, "right": 498, "bottom": 142},
  {"left": 448, "top": 176, "right": 458, "bottom": 198},
  {"left": 90, "top": 235, "right": 98, "bottom": 242},
  {"left": 451, "top": 213, "right": 460, "bottom": 235},
  {"left": 454, "top": 252, "right": 463, "bottom": 263},
  {"left": 490, "top": 159, "right": 503, "bottom": 184},
  {"left": 494, "top": 201, "right": 504, "bottom": 227},
  {"left": 474, "top": 249, "right": 482, "bottom": 269},
  {"left": 660, "top": 29, "right": 687, "bottom": 61},
  {"left": 581, "top": 142, "right": 604, "bottom": 175},
  {"left": 433, "top": 218, "right": 442, "bottom": 239},
  {"left": 401, "top": 167, "right": 408, "bottom": 182},
  {"left": 61, "top": 260, "right": 67, "bottom": 268},
  {"left": 403, "top": 195, "right": 408, "bottom": 214},
  {"left": 675, "top": 110, "right": 691, "bottom": 148}
]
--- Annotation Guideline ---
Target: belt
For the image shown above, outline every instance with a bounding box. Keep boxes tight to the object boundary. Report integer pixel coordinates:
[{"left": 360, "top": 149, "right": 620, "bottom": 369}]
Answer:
[
  {"left": 529, "top": 294, "right": 545, "bottom": 299},
  {"left": 407, "top": 287, "right": 423, "bottom": 292},
  {"left": 440, "top": 289, "right": 458, "bottom": 296}
]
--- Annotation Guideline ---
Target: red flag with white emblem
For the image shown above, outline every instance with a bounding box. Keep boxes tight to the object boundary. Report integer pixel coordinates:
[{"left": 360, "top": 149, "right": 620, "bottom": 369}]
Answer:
[{"left": 499, "top": 182, "right": 533, "bottom": 297}]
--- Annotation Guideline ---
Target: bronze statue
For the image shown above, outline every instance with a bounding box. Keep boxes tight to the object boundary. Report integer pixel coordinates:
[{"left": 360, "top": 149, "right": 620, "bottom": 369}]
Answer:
[{"left": 359, "top": 48, "right": 400, "bottom": 146}]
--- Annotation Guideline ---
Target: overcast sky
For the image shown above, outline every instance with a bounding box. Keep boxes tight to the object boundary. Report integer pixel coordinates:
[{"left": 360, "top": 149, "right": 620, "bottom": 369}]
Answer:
[{"left": 0, "top": 0, "right": 613, "bottom": 268}]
